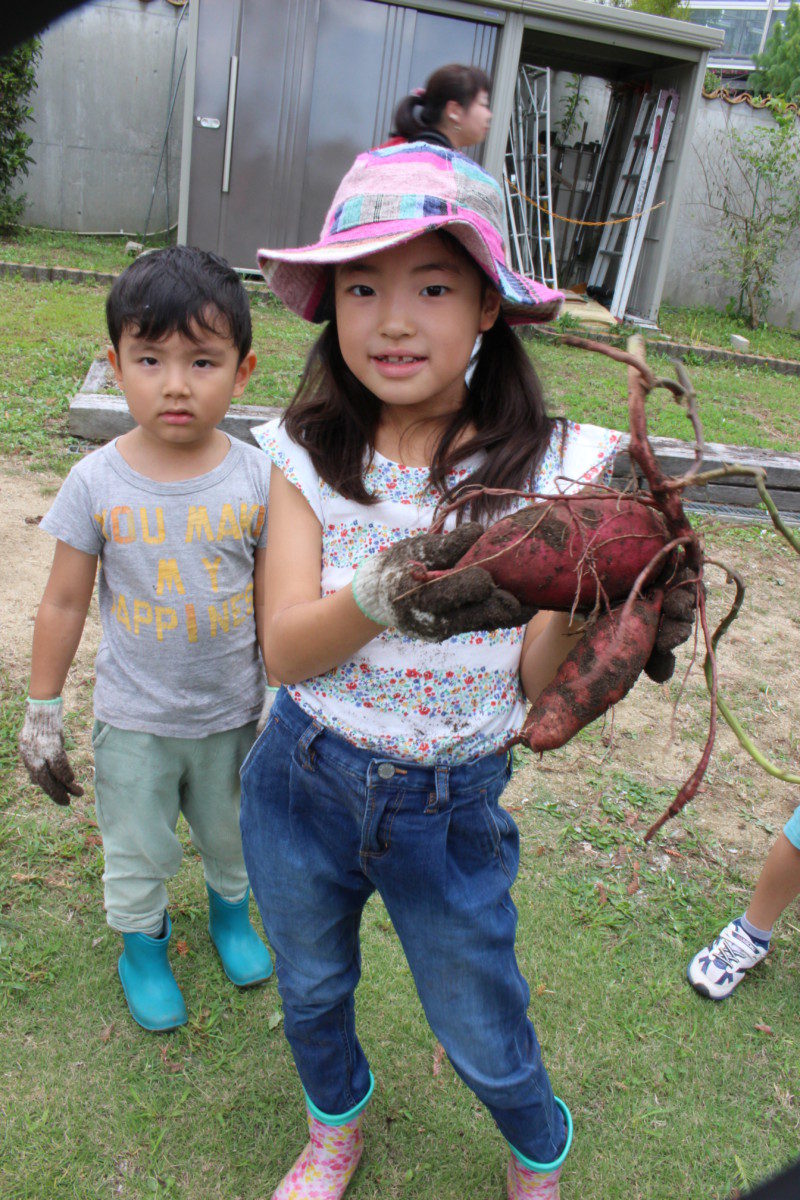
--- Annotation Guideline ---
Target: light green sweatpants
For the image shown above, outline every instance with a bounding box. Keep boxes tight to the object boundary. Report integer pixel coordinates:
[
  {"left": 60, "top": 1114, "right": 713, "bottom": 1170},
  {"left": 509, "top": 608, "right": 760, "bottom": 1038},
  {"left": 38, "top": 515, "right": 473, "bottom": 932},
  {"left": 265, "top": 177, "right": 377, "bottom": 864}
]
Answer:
[{"left": 92, "top": 720, "right": 257, "bottom": 934}]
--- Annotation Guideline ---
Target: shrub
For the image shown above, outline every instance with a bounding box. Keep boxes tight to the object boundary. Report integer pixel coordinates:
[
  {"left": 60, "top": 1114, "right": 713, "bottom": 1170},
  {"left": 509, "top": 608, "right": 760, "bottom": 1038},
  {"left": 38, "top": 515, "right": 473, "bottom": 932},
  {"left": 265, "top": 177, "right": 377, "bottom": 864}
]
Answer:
[
  {"left": 697, "top": 103, "right": 800, "bottom": 327},
  {"left": 0, "top": 39, "right": 42, "bottom": 234}
]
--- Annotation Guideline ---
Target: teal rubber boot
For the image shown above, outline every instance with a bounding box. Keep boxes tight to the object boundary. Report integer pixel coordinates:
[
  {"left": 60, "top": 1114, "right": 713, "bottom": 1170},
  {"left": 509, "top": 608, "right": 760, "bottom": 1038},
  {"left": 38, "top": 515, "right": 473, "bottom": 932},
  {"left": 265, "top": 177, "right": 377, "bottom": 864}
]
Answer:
[
  {"left": 117, "top": 913, "right": 188, "bottom": 1032},
  {"left": 207, "top": 884, "right": 273, "bottom": 987}
]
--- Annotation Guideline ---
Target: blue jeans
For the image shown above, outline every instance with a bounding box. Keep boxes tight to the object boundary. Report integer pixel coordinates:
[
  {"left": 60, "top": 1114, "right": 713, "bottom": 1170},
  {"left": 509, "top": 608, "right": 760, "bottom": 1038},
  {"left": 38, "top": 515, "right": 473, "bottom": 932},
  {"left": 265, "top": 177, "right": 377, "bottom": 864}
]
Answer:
[{"left": 239, "top": 688, "right": 567, "bottom": 1165}]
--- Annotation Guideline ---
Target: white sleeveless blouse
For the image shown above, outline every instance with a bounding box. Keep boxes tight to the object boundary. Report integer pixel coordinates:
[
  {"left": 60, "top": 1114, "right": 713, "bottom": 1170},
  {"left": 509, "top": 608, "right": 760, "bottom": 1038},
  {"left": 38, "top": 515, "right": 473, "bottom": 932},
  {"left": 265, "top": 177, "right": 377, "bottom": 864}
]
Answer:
[{"left": 254, "top": 418, "right": 621, "bottom": 764}]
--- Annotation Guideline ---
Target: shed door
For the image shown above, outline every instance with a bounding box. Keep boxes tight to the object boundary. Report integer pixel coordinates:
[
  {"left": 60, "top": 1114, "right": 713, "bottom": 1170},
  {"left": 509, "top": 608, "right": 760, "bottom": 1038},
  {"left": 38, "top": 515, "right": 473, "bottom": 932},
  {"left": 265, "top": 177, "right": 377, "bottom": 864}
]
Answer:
[{"left": 185, "top": 0, "right": 497, "bottom": 270}]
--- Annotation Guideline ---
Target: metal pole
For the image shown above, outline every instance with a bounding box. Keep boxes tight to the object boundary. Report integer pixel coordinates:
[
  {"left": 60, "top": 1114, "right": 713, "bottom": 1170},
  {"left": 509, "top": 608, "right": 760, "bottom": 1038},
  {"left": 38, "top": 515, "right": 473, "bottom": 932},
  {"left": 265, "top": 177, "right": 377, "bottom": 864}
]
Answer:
[{"left": 483, "top": 11, "right": 524, "bottom": 183}]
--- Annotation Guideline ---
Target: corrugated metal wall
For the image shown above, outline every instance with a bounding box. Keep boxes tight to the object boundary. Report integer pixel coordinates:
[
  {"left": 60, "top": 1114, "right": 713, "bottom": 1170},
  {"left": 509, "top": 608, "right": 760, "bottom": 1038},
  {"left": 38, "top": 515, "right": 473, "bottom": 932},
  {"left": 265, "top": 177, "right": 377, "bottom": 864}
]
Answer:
[
  {"left": 18, "top": 0, "right": 188, "bottom": 235},
  {"left": 182, "top": 0, "right": 497, "bottom": 269}
]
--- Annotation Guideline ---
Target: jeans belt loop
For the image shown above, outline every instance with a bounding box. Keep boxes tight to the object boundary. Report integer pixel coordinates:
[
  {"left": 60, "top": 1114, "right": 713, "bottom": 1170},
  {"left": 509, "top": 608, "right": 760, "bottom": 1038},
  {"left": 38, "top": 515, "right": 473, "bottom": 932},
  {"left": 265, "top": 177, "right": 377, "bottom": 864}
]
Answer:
[
  {"left": 297, "top": 717, "right": 324, "bottom": 770},
  {"left": 434, "top": 763, "right": 450, "bottom": 809}
]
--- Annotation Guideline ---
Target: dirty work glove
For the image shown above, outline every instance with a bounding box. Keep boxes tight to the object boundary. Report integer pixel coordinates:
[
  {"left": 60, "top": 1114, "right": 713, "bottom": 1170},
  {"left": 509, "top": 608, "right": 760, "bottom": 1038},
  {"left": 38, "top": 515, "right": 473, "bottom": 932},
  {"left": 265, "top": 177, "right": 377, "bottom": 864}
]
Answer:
[
  {"left": 351, "top": 522, "right": 535, "bottom": 642},
  {"left": 18, "top": 697, "right": 84, "bottom": 806},
  {"left": 256, "top": 685, "right": 279, "bottom": 734},
  {"left": 644, "top": 565, "right": 701, "bottom": 683}
]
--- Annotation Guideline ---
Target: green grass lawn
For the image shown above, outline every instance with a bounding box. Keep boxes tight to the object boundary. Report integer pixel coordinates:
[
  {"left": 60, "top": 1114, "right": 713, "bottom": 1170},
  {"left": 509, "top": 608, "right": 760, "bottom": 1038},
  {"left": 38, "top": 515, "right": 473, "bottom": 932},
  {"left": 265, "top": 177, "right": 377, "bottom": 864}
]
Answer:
[
  {"left": 2, "top": 278, "right": 799, "bottom": 479},
  {"left": 656, "top": 305, "right": 800, "bottom": 364},
  {"left": 2, "top": 228, "right": 798, "bottom": 360},
  {"left": 2, "top": 676, "right": 799, "bottom": 1200},
  {"left": 0, "top": 226, "right": 174, "bottom": 273},
  {"left": 2, "top": 262, "right": 800, "bottom": 1197}
]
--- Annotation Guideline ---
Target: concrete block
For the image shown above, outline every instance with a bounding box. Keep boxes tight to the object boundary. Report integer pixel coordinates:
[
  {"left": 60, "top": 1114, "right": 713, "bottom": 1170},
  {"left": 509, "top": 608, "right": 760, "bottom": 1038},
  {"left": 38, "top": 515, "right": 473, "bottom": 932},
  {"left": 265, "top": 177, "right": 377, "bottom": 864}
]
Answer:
[{"left": 730, "top": 334, "right": 750, "bottom": 352}]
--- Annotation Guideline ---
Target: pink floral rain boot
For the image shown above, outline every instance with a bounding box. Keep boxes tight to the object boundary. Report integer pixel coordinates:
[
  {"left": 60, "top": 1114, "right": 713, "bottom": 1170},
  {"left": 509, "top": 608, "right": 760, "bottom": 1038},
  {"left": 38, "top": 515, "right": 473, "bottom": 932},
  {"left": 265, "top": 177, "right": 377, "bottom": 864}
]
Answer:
[
  {"left": 506, "top": 1097, "right": 572, "bottom": 1200},
  {"left": 271, "top": 1086, "right": 373, "bottom": 1200},
  {"left": 507, "top": 1159, "right": 562, "bottom": 1199}
]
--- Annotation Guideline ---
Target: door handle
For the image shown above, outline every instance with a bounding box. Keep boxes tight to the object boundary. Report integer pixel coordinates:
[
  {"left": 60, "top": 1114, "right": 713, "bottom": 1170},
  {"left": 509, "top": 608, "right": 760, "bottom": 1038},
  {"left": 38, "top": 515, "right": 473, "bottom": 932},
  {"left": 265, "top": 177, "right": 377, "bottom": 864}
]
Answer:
[{"left": 222, "top": 54, "right": 239, "bottom": 194}]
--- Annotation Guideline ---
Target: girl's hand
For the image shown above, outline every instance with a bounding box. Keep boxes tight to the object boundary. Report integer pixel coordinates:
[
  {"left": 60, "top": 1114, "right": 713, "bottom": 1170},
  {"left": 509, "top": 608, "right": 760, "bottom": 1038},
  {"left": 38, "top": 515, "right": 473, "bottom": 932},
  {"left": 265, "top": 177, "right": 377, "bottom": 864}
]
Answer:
[
  {"left": 643, "top": 564, "right": 701, "bottom": 682},
  {"left": 352, "top": 523, "right": 534, "bottom": 641}
]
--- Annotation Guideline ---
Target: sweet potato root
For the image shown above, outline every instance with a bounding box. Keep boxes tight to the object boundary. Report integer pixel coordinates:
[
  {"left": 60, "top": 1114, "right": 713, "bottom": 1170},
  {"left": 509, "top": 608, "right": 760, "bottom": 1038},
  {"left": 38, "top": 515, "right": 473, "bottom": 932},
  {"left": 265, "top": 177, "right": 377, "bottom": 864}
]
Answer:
[
  {"left": 513, "top": 590, "right": 663, "bottom": 752},
  {"left": 410, "top": 334, "right": 800, "bottom": 840},
  {"left": 418, "top": 491, "right": 670, "bottom": 613}
]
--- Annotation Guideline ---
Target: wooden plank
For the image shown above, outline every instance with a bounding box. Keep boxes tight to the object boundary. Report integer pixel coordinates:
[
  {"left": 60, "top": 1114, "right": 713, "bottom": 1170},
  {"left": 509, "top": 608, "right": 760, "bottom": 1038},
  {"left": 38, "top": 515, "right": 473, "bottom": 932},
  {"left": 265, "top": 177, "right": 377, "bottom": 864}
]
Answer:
[
  {"left": 613, "top": 435, "right": 800, "bottom": 493},
  {"left": 68, "top": 362, "right": 800, "bottom": 513},
  {"left": 682, "top": 483, "right": 800, "bottom": 512}
]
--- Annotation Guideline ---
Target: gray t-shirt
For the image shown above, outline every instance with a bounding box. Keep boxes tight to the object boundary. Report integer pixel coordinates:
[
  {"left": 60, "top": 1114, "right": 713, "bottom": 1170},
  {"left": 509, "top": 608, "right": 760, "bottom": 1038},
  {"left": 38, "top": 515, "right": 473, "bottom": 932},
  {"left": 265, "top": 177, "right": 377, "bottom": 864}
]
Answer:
[{"left": 41, "top": 438, "right": 269, "bottom": 737}]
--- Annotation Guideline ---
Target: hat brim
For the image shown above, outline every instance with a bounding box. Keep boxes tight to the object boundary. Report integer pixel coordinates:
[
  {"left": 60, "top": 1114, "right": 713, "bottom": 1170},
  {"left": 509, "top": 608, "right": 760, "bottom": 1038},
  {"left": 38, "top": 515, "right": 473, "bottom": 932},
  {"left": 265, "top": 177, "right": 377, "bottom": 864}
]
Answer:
[{"left": 256, "top": 219, "right": 563, "bottom": 326}]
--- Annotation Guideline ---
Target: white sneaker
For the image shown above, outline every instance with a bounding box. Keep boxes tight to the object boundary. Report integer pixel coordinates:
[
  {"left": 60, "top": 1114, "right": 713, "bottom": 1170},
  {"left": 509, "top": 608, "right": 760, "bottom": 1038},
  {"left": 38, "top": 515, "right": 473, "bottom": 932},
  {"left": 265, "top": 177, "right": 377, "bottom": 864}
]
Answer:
[{"left": 687, "top": 919, "right": 769, "bottom": 1000}]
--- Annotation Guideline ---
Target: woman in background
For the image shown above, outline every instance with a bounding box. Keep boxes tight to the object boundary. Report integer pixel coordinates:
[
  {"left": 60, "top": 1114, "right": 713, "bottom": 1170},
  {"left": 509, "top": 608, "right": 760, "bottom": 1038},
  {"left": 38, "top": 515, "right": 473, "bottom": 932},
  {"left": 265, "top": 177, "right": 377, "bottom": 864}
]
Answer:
[{"left": 388, "top": 62, "right": 492, "bottom": 151}]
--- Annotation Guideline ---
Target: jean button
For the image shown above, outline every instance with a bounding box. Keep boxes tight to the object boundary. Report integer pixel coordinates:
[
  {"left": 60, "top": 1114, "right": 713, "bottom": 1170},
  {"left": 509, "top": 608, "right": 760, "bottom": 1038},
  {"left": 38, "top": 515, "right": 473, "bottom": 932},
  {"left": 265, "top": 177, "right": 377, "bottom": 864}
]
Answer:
[{"left": 377, "top": 762, "right": 395, "bottom": 780}]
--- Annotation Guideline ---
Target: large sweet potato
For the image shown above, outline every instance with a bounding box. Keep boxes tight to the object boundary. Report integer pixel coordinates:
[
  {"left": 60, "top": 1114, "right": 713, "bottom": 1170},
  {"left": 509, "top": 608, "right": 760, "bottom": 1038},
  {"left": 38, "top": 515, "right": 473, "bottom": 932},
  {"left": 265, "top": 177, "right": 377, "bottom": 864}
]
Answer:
[
  {"left": 420, "top": 492, "right": 670, "bottom": 614},
  {"left": 514, "top": 589, "right": 663, "bottom": 752}
]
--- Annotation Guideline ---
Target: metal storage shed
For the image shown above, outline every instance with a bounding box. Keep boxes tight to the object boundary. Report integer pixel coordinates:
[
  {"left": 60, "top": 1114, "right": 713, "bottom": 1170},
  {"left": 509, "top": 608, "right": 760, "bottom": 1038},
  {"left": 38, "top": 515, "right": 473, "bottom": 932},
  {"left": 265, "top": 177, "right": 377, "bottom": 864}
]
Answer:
[{"left": 177, "top": 0, "right": 722, "bottom": 324}]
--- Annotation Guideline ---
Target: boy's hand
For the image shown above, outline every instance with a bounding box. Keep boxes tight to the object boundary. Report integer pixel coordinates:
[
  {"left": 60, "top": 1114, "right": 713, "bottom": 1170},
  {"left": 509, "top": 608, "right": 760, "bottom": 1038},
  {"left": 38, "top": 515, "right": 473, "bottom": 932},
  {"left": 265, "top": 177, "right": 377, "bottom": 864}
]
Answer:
[
  {"left": 19, "top": 698, "right": 84, "bottom": 806},
  {"left": 352, "top": 523, "right": 534, "bottom": 642}
]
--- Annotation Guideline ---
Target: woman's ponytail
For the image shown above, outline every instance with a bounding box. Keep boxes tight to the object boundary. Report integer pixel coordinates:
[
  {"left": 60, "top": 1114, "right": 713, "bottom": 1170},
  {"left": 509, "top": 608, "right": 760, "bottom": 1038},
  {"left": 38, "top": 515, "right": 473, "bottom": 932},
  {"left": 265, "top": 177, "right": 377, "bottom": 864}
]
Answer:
[{"left": 392, "top": 90, "right": 429, "bottom": 140}]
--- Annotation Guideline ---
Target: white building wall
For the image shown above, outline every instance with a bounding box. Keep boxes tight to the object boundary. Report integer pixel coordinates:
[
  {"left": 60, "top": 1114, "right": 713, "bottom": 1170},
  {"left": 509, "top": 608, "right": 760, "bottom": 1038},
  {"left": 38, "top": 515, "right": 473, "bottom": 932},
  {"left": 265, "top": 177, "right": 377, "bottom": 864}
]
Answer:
[
  {"left": 661, "top": 97, "right": 800, "bottom": 329},
  {"left": 17, "top": 0, "right": 188, "bottom": 234}
]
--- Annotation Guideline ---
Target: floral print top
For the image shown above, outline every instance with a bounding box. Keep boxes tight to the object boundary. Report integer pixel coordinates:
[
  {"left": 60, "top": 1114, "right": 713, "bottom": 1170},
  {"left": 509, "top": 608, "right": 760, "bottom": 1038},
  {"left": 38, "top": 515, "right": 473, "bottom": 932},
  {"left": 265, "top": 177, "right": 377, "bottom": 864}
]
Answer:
[{"left": 253, "top": 418, "right": 622, "bottom": 764}]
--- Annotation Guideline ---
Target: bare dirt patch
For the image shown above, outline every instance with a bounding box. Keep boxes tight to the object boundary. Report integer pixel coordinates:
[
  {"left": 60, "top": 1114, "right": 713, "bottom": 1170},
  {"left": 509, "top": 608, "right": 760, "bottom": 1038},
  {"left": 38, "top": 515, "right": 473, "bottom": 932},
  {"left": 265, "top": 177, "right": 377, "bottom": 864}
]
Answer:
[
  {"left": 500, "top": 522, "right": 800, "bottom": 883},
  {"left": 1, "top": 457, "right": 100, "bottom": 796},
  {"left": 1, "top": 458, "right": 100, "bottom": 692},
  {"left": 3, "top": 454, "right": 799, "bottom": 886}
]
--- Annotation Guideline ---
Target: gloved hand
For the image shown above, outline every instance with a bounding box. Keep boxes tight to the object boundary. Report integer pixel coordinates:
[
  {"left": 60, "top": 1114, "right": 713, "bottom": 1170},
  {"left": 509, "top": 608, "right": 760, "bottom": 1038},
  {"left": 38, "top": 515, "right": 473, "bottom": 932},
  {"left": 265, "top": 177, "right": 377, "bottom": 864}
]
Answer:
[
  {"left": 351, "top": 522, "right": 535, "bottom": 642},
  {"left": 18, "top": 697, "right": 84, "bottom": 806},
  {"left": 644, "top": 564, "right": 701, "bottom": 683}
]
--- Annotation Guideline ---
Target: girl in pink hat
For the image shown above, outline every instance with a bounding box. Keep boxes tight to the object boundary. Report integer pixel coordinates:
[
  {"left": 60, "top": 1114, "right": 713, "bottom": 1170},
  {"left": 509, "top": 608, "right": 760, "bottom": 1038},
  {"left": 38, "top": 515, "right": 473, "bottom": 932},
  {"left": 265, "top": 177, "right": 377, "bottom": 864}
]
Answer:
[{"left": 241, "top": 141, "right": 623, "bottom": 1200}]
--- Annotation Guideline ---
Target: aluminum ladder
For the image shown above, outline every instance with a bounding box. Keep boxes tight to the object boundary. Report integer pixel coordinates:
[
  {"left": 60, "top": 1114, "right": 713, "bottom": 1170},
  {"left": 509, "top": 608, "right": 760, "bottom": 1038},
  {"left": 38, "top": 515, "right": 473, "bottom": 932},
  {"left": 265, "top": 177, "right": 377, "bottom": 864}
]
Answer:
[
  {"left": 587, "top": 88, "right": 678, "bottom": 320},
  {"left": 503, "top": 64, "right": 558, "bottom": 291}
]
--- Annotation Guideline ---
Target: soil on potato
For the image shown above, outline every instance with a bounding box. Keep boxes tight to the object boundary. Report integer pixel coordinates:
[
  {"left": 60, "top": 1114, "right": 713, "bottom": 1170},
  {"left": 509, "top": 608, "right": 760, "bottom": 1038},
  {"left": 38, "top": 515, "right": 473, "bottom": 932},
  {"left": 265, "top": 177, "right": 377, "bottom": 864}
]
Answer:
[{"left": 4, "top": 454, "right": 800, "bottom": 886}]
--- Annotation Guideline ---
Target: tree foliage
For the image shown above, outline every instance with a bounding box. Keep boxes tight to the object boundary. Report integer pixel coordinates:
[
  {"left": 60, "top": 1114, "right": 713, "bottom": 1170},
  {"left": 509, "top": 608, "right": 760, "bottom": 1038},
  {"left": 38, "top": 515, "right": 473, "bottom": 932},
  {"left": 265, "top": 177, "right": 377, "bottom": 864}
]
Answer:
[
  {"left": 0, "top": 39, "right": 41, "bottom": 233},
  {"left": 749, "top": 0, "right": 800, "bottom": 102},
  {"left": 697, "top": 104, "right": 800, "bottom": 327},
  {"left": 607, "top": 0, "right": 689, "bottom": 18}
]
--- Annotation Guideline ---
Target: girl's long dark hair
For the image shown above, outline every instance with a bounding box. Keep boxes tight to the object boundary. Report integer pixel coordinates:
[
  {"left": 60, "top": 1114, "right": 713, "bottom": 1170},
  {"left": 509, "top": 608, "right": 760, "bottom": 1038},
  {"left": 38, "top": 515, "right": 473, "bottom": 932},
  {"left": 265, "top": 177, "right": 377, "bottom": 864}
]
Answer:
[
  {"left": 283, "top": 313, "right": 561, "bottom": 526},
  {"left": 392, "top": 63, "right": 491, "bottom": 143}
]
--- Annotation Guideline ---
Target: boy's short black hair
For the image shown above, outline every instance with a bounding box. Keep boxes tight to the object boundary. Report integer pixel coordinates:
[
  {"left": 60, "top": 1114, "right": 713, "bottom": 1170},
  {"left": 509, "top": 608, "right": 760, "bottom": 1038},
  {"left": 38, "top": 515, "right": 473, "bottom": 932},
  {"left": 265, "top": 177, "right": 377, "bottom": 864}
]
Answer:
[{"left": 106, "top": 245, "right": 252, "bottom": 361}]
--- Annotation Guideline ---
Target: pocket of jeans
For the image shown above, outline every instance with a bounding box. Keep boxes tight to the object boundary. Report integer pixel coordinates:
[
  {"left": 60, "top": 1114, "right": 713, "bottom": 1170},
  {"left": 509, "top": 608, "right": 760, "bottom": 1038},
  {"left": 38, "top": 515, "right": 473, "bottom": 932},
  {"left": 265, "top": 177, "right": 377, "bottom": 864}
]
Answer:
[
  {"left": 481, "top": 796, "right": 518, "bottom": 884},
  {"left": 239, "top": 712, "right": 280, "bottom": 784},
  {"left": 91, "top": 721, "right": 112, "bottom": 751}
]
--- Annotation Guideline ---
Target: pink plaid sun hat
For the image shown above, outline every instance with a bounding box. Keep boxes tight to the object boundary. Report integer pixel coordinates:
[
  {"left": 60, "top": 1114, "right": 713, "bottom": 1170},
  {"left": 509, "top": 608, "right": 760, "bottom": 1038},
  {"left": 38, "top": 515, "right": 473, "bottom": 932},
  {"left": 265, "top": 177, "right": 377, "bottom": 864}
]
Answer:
[{"left": 256, "top": 142, "right": 563, "bottom": 325}]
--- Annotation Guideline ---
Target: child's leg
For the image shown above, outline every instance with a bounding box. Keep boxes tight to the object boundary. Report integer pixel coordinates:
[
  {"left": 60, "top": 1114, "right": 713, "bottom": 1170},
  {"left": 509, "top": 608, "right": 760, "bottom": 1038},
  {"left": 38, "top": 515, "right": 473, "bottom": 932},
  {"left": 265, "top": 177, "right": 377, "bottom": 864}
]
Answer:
[
  {"left": 92, "top": 722, "right": 189, "bottom": 1029},
  {"left": 688, "top": 811, "right": 800, "bottom": 1000},
  {"left": 180, "top": 721, "right": 257, "bottom": 902},
  {"left": 239, "top": 697, "right": 375, "bottom": 1117},
  {"left": 747, "top": 827, "right": 800, "bottom": 930},
  {"left": 368, "top": 755, "right": 568, "bottom": 1171},
  {"left": 180, "top": 720, "right": 271, "bottom": 986},
  {"left": 92, "top": 722, "right": 184, "bottom": 933}
]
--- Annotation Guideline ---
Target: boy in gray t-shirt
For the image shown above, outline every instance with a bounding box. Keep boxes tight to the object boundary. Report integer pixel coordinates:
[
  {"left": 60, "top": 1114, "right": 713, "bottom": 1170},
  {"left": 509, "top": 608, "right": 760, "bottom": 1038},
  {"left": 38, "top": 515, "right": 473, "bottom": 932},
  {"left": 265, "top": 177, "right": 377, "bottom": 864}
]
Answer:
[{"left": 19, "top": 246, "right": 273, "bottom": 1032}]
